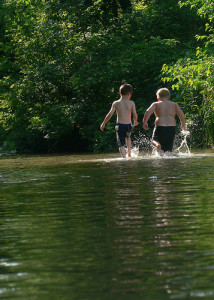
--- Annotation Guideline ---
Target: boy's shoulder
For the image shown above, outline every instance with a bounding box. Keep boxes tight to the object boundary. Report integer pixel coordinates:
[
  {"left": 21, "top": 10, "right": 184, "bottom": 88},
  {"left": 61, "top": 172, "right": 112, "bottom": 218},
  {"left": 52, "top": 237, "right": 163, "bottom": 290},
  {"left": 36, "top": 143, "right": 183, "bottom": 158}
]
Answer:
[
  {"left": 113, "top": 99, "right": 121, "bottom": 105},
  {"left": 114, "top": 98, "right": 134, "bottom": 105},
  {"left": 150, "top": 101, "right": 159, "bottom": 107},
  {"left": 128, "top": 99, "right": 135, "bottom": 105},
  {"left": 168, "top": 101, "right": 178, "bottom": 107},
  {"left": 157, "top": 100, "right": 176, "bottom": 105}
]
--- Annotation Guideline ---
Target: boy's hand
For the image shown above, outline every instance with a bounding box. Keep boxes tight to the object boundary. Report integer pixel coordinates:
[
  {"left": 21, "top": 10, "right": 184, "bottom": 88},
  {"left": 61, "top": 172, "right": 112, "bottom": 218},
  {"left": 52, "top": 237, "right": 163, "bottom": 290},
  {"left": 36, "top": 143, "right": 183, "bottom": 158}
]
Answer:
[
  {"left": 134, "top": 121, "right": 139, "bottom": 126},
  {"left": 181, "top": 124, "right": 186, "bottom": 131},
  {"left": 100, "top": 123, "right": 105, "bottom": 131},
  {"left": 143, "top": 122, "right": 149, "bottom": 130}
]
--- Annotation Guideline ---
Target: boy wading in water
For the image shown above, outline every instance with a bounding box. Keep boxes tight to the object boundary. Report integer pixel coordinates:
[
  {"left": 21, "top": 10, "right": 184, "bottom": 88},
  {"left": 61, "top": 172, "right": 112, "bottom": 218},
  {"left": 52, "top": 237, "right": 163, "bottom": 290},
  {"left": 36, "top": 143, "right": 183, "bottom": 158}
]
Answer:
[
  {"left": 100, "top": 84, "right": 138, "bottom": 158},
  {"left": 143, "top": 88, "right": 186, "bottom": 154}
]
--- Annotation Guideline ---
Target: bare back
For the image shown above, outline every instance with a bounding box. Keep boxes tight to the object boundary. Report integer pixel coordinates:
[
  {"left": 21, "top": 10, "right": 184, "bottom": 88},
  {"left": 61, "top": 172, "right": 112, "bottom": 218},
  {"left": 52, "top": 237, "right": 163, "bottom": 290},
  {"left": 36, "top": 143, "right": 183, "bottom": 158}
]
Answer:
[
  {"left": 154, "top": 100, "right": 177, "bottom": 126},
  {"left": 114, "top": 98, "right": 136, "bottom": 124}
]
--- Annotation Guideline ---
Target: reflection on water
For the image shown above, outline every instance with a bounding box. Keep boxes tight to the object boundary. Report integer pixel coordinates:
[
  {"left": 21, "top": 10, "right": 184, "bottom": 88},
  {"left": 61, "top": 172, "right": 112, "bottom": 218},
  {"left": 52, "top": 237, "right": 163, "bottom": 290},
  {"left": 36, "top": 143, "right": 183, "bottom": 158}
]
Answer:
[{"left": 0, "top": 152, "right": 214, "bottom": 299}]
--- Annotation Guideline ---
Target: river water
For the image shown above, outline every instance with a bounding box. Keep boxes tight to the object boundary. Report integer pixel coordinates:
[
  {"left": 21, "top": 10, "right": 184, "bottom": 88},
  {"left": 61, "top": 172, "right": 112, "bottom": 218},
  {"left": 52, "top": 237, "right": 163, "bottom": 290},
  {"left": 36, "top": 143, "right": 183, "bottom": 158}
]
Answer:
[{"left": 0, "top": 151, "right": 214, "bottom": 299}]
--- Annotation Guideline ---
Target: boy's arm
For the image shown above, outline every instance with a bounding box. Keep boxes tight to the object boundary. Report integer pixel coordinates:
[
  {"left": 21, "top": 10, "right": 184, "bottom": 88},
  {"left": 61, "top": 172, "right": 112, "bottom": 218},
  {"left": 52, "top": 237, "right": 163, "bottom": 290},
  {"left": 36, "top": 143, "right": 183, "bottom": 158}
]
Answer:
[
  {"left": 100, "top": 103, "right": 116, "bottom": 131},
  {"left": 143, "top": 103, "right": 156, "bottom": 130},
  {"left": 132, "top": 102, "right": 139, "bottom": 126},
  {"left": 175, "top": 103, "right": 186, "bottom": 131}
]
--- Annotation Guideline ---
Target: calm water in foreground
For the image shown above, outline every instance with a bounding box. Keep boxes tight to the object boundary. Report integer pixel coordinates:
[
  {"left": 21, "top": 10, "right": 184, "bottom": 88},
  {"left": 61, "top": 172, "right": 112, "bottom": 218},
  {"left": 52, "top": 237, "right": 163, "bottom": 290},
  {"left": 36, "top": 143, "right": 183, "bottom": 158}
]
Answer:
[{"left": 1, "top": 151, "right": 214, "bottom": 300}]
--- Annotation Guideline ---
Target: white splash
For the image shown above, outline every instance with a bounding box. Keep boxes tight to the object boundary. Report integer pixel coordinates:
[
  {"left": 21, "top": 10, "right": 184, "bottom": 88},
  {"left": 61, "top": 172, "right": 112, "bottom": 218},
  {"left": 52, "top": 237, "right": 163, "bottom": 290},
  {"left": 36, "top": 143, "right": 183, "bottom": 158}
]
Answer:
[
  {"left": 130, "top": 146, "right": 139, "bottom": 158},
  {"left": 175, "top": 130, "right": 191, "bottom": 155},
  {"left": 132, "top": 128, "right": 191, "bottom": 159}
]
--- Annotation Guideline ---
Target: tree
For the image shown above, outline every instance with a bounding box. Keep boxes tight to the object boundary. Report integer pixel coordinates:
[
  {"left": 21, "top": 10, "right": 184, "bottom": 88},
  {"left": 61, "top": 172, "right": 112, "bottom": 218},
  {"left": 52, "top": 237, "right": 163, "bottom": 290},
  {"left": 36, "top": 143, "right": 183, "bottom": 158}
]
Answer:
[
  {"left": 0, "top": 0, "right": 209, "bottom": 153},
  {"left": 162, "top": 0, "right": 214, "bottom": 147}
]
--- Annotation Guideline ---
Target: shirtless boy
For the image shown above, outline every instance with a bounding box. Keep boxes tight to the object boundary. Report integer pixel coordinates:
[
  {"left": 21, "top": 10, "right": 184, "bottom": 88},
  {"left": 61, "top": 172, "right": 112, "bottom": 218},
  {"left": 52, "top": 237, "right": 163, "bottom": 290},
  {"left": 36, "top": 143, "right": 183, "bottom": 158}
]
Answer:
[
  {"left": 100, "top": 83, "right": 138, "bottom": 158},
  {"left": 143, "top": 88, "right": 186, "bottom": 153}
]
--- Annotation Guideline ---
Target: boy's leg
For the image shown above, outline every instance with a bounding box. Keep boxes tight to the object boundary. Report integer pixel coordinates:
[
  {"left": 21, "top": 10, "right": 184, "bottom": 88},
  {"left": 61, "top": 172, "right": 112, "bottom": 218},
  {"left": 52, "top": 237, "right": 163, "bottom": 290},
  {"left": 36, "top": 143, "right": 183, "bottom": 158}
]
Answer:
[
  {"left": 152, "top": 126, "right": 176, "bottom": 152},
  {"left": 116, "top": 125, "right": 127, "bottom": 158},
  {"left": 126, "top": 136, "right": 131, "bottom": 157},
  {"left": 119, "top": 146, "right": 126, "bottom": 158},
  {"left": 116, "top": 130, "right": 126, "bottom": 158},
  {"left": 152, "top": 140, "right": 162, "bottom": 152},
  {"left": 162, "top": 127, "right": 176, "bottom": 152},
  {"left": 152, "top": 127, "right": 163, "bottom": 153}
]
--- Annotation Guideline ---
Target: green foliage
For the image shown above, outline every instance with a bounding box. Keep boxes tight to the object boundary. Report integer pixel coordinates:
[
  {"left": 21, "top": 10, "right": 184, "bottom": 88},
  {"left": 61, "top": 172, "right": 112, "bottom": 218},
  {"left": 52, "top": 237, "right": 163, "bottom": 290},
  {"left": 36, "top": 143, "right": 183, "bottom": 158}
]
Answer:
[
  {"left": 162, "top": 52, "right": 214, "bottom": 147},
  {"left": 161, "top": 0, "right": 214, "bottom": 148},
  {"left": 0, "top": 0, "right": 212, "bottom": 153},
  {"left": 179, "top": 0, "right": 214, "bottom": 22}
]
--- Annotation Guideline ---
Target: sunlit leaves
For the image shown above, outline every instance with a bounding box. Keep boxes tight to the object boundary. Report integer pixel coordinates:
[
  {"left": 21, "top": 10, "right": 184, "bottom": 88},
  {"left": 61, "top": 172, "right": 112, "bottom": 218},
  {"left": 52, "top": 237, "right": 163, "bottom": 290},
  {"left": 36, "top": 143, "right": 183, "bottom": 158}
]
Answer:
[
  {"left": 162, "top": 47, "right": 214, "bottom": 146},
  {"left": 179, "top": 0, "right": 214, "bottom": 21}
]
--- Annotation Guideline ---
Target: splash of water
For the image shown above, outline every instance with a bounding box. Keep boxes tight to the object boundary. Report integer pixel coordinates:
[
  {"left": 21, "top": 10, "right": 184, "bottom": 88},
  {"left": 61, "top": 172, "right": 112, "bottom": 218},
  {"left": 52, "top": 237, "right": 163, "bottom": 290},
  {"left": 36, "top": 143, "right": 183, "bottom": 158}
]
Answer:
[
  {"left": 174, "top": 130, "right": 191, "bottom": 155},
  {"left": 133, "top": 132, "right": 153, "bottom": 152},
  {"left": 131, "top": 146, "right": 139, "bottom": 157},
  {"left": 132, "top": 128, "right": 191, "bottom": 158},
  {"left": 130, "top": 132, "right": 153, "bottom": 158}
]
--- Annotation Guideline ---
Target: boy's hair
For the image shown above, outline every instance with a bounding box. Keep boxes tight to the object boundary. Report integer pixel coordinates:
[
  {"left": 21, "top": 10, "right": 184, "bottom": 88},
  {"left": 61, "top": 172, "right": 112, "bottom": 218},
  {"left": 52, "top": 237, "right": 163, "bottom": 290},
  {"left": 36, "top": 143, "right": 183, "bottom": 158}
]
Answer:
[
  {"left": 156, "top": 88, "right": 170, "bottom": 99},
  {"left": 119, "top": 84, "right": 133, "bottom": 96}
]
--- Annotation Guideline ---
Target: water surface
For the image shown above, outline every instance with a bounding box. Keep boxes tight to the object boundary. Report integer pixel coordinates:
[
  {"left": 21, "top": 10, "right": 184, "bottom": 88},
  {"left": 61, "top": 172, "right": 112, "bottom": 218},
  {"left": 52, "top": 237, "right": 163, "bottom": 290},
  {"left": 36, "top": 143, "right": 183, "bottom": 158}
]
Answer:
[{"left": 0, "top": 152, "right": 214, "bottom": 299}]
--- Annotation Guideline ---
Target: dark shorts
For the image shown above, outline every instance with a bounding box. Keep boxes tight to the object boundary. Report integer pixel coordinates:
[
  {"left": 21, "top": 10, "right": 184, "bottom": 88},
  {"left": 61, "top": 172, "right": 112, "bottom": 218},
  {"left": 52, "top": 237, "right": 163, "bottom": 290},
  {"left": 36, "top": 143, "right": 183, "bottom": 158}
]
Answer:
[
  {"left": 152, "top": 126, "right": 176, "bottom": 152},
  {"left": 115, "top": 123, "right": 133, "bottom": 147}
]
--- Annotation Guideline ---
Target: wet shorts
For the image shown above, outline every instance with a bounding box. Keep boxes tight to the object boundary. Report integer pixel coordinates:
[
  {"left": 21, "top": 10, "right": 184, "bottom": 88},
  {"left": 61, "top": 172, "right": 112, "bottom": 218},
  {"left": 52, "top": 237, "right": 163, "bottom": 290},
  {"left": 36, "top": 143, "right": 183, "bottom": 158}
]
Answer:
[
  {"left": 115, "top": 123, "right": 133, "bottom": 147},
  {"left": 152, "top": 126, "right": 176, "bottom": 152}
]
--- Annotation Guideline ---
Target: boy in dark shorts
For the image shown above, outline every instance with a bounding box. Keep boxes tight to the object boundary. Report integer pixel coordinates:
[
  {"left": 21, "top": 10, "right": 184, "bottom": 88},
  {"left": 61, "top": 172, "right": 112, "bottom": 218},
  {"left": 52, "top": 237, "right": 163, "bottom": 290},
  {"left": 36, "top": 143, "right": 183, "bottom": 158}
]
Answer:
[
  {"left": 143, "top": 88, "right": 186, "bottom": 154},
  {"left": 100, "top": 84, "right": 138, "bottom": 158}
]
